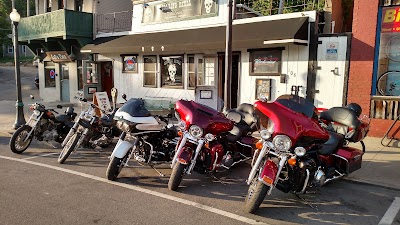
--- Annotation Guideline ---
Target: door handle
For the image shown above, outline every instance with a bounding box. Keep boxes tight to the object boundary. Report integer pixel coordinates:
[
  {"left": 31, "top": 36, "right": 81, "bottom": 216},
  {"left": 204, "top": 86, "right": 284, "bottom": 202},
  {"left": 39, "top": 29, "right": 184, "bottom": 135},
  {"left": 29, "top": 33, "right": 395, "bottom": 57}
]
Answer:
[{"left": 331, "top": 67, "right": 339, "bottom": 75}]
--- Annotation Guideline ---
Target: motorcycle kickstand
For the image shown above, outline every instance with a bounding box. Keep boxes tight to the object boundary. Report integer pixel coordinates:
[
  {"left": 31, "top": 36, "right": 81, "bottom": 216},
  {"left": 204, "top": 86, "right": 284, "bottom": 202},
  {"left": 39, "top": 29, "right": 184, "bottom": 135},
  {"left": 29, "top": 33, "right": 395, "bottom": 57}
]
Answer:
[
  {"left": 44, "top": 141, "right": 57, "bottom": 149},
  {"left": 149, "top": 164, "right": 165, "bottom": 177},
  {"left": 208, "top": 172, "right": 227, "bottom": 185},
  {"left": 295, "top": 194, "right": 318, "bottom": 211}
]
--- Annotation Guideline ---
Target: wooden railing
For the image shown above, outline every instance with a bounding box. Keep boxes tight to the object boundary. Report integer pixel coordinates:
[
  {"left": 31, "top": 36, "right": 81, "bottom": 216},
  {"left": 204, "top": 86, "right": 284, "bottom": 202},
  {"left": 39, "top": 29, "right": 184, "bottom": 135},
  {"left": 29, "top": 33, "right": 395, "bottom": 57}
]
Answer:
[{"left": 371, "top": 96, "right": 400, "bottom": 120}]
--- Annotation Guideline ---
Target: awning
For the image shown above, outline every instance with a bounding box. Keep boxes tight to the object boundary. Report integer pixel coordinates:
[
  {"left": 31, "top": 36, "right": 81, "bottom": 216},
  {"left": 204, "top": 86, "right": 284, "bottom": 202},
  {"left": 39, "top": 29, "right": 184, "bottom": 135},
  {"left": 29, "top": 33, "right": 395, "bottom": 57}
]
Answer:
[{"left": 81, "top": 16, "right": 309, "bottom": 54}]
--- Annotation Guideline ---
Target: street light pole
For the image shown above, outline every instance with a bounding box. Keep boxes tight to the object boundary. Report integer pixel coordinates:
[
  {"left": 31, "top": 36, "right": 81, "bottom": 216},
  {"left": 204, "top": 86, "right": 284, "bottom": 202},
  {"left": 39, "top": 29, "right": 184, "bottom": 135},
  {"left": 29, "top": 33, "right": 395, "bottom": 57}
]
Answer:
[
  {"left": 10, "top": 9, "right": 26, "bottom": 129},
  {"left": 223, "top": 0, "right": 233, "bottom": 112}
]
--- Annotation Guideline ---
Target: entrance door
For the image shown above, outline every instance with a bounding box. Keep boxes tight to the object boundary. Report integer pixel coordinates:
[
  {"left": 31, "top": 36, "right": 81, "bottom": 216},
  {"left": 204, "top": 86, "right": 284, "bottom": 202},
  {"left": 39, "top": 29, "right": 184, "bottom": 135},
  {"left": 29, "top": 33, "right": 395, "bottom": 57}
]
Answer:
[
  {"left": 101, "top": 62, "right": 113, "bottom": 99},
  {"left": 218, "top": 53, "right": 240, "bottom": 109},
  {"left": 60, "top": 64, "right": 70, "bottom": 102},
  {"left": 314, "top": 35, "right": 349, "bottom": 108}
]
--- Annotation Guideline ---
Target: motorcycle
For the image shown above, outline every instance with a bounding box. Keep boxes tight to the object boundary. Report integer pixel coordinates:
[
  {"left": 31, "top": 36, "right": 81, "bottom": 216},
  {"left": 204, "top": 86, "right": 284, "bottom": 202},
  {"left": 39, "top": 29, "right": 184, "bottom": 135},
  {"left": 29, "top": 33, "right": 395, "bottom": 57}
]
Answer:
[
  {"left": 105, "top": 97, "right": 178, "bottom": 181},
  {"left": 9, "top": 95, "right": 76, "bottom": 154},
  {"left": 168, "top": 100, "right": 259, "bottom": 191},
  {"left": 243, "top": 95, "right": 370, "bottom": 213},
  {"left": 58, "top": 96, "right": 119, "bottom": 164}
]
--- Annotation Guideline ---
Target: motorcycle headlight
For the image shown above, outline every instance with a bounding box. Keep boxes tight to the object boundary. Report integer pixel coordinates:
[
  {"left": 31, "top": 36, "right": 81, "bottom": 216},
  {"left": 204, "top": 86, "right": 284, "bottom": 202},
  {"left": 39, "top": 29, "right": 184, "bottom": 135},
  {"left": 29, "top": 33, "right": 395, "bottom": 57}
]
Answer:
[
  {"left": 294, "top": 147, "right": 306, "bottom": 157},
  {"left": 272, "top": 135, "right": 292, "bottom": 152},
  {"left": 189, "top": 125, "right": 203, "bottom": 139},
  {"left": 260, "top": 130, "right": 272, "bottom": 140},
  {"left": 205, "top": 133, "right": 215, "bottom": 141},
  {"left": 116, "top": 120, "right": 131, "bottom": 133}
]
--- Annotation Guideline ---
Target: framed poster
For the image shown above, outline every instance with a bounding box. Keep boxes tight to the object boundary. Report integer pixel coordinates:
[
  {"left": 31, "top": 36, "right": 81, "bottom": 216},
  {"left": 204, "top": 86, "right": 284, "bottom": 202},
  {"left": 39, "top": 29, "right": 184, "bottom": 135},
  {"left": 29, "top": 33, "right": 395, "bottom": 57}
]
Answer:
[
  {"left": 200, "top": 90, "right": 212, "bottom": 99},
  {"left": 88, "top": 87, "right": 97, "bottom": 94},
  {"left": 255, "top": 79, "right": 271, "bottom": 100},
  {"left": 161, "top": 55, "right": 183, "bottom": 88},
  {"left": 250, "top": 50, "right": 282, "bottom": 76},
  {"left": 122, "top": 55, "right": 138, "bottom": 73}
]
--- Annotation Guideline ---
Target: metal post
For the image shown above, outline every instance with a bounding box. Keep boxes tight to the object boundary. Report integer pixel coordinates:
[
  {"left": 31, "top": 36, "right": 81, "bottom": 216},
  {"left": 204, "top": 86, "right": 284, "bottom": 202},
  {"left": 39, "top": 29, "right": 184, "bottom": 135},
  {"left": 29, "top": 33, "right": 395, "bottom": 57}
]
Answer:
[
  {"left": 27, "top": 0, "right": 30, "bottom": 16},
  {"left": 12, "top": 20, "right": 26, "bottom": 129},
  {"left": 223, "top": 0, "right": 233, "bottom": 112},
  {"left": 278, "top": 0, "right": 285, "bottom": 14}
]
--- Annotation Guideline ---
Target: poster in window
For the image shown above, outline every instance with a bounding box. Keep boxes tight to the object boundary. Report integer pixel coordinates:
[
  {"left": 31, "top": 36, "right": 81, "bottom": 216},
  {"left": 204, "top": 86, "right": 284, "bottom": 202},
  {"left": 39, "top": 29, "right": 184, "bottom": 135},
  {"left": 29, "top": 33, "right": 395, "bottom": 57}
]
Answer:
[
  {"left": 161, "top": 55, "right": 183, "bottom": 88},
  {"left": 255, "top": 79, "right": 271, "bottom": 100},
  {"left": 122, "top": 55, "right": 138, "bottom": 73},
  {"left": 251, "top": 50, "right": 281, "bottom": 75}
]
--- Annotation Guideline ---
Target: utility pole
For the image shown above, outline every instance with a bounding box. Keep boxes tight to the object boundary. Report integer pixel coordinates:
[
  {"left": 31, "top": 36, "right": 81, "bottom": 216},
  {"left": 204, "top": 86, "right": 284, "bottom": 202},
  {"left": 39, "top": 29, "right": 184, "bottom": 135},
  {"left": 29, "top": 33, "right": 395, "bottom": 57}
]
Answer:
[{"left": 223, "top": 0, "right": 233, "bottom": 112}]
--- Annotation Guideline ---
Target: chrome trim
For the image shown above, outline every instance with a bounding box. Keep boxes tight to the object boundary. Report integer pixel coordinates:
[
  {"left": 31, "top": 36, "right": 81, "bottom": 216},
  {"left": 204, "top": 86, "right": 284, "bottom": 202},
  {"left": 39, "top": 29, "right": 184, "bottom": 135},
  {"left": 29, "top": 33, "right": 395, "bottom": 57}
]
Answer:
[
  {"left": 300, "top": 169, "right": 310, "bottom": 194},
  {"left": 24, "top": 112, "right": 43, "bottom": 142},
  {"left": 267, "top": 155, "right": 287, "bottom": 195},
  {"left": 212, "top": 152, "right": 218, "bottom": 171},
  {"left": 171, "top": 134, "right": 187, "bottom": 168},
  {"left": 186, "top": 139, "right": 204, "bottom": 174},
  {"left": 236, "top": 141, "right": 252, "bottom": 148},
  {"left": 143, "top": 140, "right": 154, "bottom": 164},
  {"left": 246, "top": 144, "right": 268, "bottom": 185},
  {"left": 332, "top": 153, "right": 350, "bottom": 174}
]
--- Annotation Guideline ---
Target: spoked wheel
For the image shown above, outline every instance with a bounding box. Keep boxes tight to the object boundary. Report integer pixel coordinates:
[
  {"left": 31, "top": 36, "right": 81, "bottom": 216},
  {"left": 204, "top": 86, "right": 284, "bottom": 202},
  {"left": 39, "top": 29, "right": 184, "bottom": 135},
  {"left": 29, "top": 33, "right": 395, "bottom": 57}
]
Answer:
[
  {"left": 106, "top": 154, "right": 128, "bottom": 181},
  {"left": 168, "top": 163, "right": 186, "bottom": 191},
  {"left": 243, "top": 176, "right": 269, "bottom": 214},
  {"left": 377, "top": 71, "right": 400, "bottom": 96},
  {"left": 58, "top": 133, "right": 80, "bottom": 164},
  {"left": 9, "top": 125, "right": 33, "bottom": 154}
]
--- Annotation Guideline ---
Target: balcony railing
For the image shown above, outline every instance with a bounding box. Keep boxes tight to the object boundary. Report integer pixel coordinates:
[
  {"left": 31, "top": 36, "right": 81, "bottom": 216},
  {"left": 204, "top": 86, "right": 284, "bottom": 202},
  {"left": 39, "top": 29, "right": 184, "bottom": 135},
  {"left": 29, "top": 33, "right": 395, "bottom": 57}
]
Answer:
[
  {"left": 371, "top": 96, "right": 400, "bottom": 120},
  {"left": 96, "top": 11, "right": 132, "bottom": 34},
  {"left": 18, "top": 9, "right": 93, "bottom": 42},
  {"left": 235, "top": 0, "right": 325, "bottom": 17}
]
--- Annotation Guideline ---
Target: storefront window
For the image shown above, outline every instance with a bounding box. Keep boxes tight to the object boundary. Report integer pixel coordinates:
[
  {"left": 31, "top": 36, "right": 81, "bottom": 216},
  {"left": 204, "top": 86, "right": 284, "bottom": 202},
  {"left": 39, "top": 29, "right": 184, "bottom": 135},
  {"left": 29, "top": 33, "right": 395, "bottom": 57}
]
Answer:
[
  {"left": 44, "top": 61, "right": 56, "bottom": 88},
  {"left": 382, "top": 0, "right": 400, "bottom": 6},
  {"left": 376, "top": 6, "right": 400, "bottom": 96},
  {"left": 188, "top": 55, "right": 196, "bottom": 89},
  {"left": 143, "top": 56, "right": 157, "bottom": 87},
  {"left": 161, "top": 55, "right": 183, "bottom": 88},
  {"left": 249, "top": 49, "right": 282, "bottom": 76}
]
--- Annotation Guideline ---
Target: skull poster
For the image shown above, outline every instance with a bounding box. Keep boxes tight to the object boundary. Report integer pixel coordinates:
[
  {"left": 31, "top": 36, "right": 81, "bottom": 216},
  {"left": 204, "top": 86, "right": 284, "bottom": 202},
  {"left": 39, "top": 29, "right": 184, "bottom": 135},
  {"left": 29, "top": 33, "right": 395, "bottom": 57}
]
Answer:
[{"left": 161, "top": 55, "right": 183, "bottom": 88}]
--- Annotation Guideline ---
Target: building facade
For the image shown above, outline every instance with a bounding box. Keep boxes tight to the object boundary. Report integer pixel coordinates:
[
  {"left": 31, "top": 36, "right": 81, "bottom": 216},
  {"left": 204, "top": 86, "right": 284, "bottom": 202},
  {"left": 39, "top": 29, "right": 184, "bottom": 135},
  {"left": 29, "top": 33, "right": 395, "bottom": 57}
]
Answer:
[{"left": 348, "top": 0, "right": 400, "bottom": 137}]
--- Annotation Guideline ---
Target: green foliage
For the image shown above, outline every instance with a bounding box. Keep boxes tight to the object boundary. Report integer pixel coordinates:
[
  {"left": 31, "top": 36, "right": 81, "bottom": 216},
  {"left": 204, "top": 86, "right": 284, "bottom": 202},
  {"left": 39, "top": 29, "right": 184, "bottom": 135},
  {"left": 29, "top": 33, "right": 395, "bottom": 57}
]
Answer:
[{"left": 246, "top": 0, "right": 326, "bottom": 16}]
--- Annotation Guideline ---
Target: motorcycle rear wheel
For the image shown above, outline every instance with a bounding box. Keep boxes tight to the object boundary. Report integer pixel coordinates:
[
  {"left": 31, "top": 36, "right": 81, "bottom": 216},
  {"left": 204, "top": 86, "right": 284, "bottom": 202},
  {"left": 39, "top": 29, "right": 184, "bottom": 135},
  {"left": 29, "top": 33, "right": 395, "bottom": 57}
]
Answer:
[
  {"left": 9, "top": 125, "right": 33, "bottom": 154},
  {"left": 243, "top": 177, "right": 269, "bottom": 214},
  {"left": 168, "top": 163, "right": 186, "bottom": 191},
  {"left": 58, "top": 133, "right": 80, "bottom": 164},
  {"left": 106, "top": 155, "right": 126, "bottom": 181}
]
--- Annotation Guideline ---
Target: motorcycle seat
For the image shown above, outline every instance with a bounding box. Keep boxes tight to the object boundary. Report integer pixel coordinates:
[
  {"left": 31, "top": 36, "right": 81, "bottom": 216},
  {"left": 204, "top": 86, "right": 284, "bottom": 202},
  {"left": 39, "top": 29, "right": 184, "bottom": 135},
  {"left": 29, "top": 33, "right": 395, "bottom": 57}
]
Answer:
[
  {"left": 319, "top": 107, "right": 361, "bottom": 129},
  {"left": 318, "top": 131, "right": 344, "bottom": 155},
  {"left": 226, "top": 123, "right": 251, "bottom": 143},
  {"left": 55, "top": 114, "right": 68, "bottom": 123}
]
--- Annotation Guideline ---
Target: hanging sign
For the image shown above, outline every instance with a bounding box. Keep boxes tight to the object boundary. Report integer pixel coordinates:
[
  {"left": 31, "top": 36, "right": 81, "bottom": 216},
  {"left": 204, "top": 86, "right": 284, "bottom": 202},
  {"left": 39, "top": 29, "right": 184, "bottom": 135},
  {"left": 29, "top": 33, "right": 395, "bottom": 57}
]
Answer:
[{"left": 46, "top": 51, "right": 72, "bottom": 62}]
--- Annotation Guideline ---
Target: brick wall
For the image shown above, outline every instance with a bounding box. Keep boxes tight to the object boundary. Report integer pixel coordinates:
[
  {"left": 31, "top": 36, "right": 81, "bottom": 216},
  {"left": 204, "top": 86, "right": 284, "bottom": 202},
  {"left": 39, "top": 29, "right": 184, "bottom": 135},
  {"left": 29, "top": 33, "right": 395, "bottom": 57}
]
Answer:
[{"left": 348, "top": 0, "right": 381, "bottom": 136}]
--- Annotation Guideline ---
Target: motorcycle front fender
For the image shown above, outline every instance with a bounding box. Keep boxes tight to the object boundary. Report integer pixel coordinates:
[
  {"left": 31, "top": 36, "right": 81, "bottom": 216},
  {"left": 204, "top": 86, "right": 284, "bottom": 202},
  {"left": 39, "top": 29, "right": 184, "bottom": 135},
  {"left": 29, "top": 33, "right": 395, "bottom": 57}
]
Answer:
[
  {"left": 259, "top": 159, "right": 278, "bottom": 186},
  {"left": 177, "top": 146, "right": 193, "bottom": 165},
  {"left": 111, "top": 140, "right": 133, "bottom": 159}
]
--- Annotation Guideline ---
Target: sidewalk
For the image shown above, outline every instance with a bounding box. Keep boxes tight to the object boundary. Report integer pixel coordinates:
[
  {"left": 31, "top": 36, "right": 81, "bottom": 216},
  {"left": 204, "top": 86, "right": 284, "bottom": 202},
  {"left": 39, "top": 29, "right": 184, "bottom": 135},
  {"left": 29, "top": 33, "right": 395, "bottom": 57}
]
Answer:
[{"left": 0, "top": 101, "right": 399, "bottom": 190}]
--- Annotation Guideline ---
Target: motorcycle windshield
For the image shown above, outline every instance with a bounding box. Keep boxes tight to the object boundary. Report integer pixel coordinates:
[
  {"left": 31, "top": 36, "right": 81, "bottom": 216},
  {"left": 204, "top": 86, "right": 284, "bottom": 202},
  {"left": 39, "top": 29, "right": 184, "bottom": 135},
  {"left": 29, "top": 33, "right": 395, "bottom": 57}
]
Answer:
[
  {"left": 275, "top": 95, "right": 317, "bottom": 119},
  {"left": 115, "top": 98, "right": 150, "bottom": 119}
]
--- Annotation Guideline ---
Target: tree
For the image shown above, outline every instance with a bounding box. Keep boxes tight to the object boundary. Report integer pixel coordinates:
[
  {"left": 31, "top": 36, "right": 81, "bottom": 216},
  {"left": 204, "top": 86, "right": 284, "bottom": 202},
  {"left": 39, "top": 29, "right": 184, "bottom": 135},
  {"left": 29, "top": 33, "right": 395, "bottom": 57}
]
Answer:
[{"left": 0, "top": 0, "right": 11, "bottom": 56}]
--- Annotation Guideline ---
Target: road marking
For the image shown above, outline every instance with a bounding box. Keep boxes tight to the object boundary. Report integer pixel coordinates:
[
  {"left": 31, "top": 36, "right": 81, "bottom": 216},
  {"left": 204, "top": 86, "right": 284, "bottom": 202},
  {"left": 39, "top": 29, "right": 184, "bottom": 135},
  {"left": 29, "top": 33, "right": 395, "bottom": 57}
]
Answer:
[
  {"left": 24, "top": 152, "right": 59, "bottom": 160},
  {"left": 0, "top": 155, "right": 266, "bottom": 225},
  {"left": 379, "top": 197, "right": 400, "bottom": 225}
]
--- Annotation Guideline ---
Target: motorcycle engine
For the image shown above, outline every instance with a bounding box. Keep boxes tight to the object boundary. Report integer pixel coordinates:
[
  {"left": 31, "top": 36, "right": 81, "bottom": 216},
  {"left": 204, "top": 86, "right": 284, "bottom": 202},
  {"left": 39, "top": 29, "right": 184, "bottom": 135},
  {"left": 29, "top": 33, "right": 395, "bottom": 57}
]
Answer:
[
  {"left": 37, "top": 119, "right": 58, "bottom": 141},
  {"left": 42, "top": 130, "right": 59, "bottom": 141}
]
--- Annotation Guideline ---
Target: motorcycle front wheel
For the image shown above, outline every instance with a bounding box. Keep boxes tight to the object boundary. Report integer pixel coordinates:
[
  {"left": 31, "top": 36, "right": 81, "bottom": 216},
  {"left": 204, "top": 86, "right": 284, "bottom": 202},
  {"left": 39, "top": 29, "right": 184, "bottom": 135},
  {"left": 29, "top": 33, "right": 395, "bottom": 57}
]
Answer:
[
  {"left": 9, "top": 125, "right": 33, "bottom": 154},
  {"left": 168, "top": 163, "right": 186, "bottom": 191},
  {"left": 243, "top": 177, "right": 269, "bottom": 214},
  {"left": 106, "top": 155, "right": 128, "bottom": 181},
  {"left": 58, "top": 133, "right": 80, "bottom": 164}
]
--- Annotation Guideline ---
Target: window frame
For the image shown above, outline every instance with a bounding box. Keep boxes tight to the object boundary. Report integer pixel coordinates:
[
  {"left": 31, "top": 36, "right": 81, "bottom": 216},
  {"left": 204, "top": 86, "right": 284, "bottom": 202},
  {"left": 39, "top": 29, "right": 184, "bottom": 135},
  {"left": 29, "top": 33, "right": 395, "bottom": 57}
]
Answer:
[
  {"left": 160, "top": 55, "right": 184, "bottom": 89},
  {"left": 121, "top": 54, "right": 138, "bottom": 73},
  {"left": 143, "top": 55, "right": 158, "bottom": 88}
]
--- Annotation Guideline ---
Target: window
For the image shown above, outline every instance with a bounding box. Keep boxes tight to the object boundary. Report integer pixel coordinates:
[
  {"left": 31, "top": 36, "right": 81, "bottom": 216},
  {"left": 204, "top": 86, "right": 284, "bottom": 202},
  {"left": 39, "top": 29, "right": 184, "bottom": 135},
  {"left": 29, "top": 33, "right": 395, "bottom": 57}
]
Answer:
[
  {"left": 122, "top": 55, "right": 138, "bottom": 73},
  {"left": 188, "top": 55, "right": 196, "bottom": 89},
  {"left": 161, "top": 55, "right": 183, "bottom": 88},
  {"left": 381, "top": 0, "right": 400, "bottom": 6},
  {"left": 198, "top": 56, "right": 216, "bottom": 86},
  {"left": 44, "top": 62, "right": 56, "bottom": 88},
  {"left": 7, "top": 46, "right": 13, "bottom": 53},
  {"left": 22, "top": 46, "right": 26, "bottom": 53},
  {"left": 85, "top": 62, "right": 98, "bottom": 84},
  {"left": 249, "top": 49, "right": 282, "bottom": 76},
  {"left": 143, "top": 56, "right": 157, "bottom": 87},
  {"left": 376, "top": 6, "right": 400, "bottom": 95}
]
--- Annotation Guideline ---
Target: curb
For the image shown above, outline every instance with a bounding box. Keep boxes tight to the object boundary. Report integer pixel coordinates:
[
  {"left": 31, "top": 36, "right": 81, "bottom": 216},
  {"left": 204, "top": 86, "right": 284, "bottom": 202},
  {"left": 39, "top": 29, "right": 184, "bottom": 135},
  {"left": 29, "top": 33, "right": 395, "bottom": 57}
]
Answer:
[{"left": 343, "top": 177, "right": 400, "bottom": 192}]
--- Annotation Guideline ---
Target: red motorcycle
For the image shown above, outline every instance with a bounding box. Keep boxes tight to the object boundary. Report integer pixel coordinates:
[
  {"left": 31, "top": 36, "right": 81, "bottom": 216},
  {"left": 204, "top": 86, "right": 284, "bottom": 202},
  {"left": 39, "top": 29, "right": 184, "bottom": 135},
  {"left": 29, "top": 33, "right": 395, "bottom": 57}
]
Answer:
[
  {"left": 243, "top": 95, "right": 370, "bottom": 213},
  {"left": 168, "top": 100, "right": 258, "bottom": 191}
]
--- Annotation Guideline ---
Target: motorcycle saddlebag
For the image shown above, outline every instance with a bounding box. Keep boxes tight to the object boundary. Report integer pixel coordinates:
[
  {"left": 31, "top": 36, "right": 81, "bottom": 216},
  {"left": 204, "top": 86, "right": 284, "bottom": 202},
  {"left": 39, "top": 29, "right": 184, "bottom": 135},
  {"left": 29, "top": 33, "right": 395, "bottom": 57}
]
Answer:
[{"left": 335, "top": 147, "right": 363, "bottom": 174}]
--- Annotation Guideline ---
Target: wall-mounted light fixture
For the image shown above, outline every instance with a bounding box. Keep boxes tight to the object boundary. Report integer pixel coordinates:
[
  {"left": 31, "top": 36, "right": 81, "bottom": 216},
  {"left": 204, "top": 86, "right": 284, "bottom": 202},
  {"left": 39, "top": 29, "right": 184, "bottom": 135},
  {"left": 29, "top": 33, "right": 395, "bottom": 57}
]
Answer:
[{"left": 34, "top": 48, "right": 45, "bottom": 62}]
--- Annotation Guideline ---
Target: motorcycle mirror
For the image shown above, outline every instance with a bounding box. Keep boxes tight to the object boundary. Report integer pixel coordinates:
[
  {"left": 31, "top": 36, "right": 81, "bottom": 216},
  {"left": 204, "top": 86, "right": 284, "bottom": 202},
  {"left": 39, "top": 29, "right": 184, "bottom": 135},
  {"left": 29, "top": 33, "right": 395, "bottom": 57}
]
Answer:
[
  {"left": 56, "top": 105, "right": 63, "bottom": 109},
  {"left": 30, "top": 95, "right": 34, "bottom": 100},
  {"left": 122, "top": 94, "right": 127, "bottom": 101},
  {"left": 82, "top": 98, "right": 88, "bottom": 102}
]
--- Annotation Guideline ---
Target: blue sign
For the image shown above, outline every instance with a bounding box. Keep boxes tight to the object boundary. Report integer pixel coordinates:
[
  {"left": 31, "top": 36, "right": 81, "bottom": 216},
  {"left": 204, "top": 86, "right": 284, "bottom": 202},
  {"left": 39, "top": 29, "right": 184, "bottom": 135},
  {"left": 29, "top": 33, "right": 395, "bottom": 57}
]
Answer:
[{"left": 50, "top": 70, "right": 55, "bottom": 79}]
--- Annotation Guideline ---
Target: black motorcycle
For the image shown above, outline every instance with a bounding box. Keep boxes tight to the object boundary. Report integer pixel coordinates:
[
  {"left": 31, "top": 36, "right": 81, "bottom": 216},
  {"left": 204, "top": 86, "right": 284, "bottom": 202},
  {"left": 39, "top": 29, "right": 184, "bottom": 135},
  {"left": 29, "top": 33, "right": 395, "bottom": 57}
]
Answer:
[
  {"left": 9, "top": 95, "right": 76, "bottom": 154},
  {"left": 58, "top": 96, "right": 120, "bottom": 164}
]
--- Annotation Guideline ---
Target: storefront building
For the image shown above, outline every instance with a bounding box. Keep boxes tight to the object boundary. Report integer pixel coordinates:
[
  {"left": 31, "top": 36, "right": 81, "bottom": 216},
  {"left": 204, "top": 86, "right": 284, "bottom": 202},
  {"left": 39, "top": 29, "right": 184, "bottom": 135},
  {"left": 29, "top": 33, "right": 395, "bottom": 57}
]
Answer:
[
  {"left": 82, "top": 0, "right": 318, "bottom": 111},
  {"left": 349, "top": 0, "right": 400, "bottom": 136}
]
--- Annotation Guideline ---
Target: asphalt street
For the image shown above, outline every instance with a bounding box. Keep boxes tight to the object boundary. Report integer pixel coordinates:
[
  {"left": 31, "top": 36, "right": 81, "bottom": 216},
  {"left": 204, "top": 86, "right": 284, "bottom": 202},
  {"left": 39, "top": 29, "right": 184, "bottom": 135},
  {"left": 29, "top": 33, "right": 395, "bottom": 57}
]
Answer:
[{"left": 0, "top": 65, "right": 399, "bottom": 225}]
